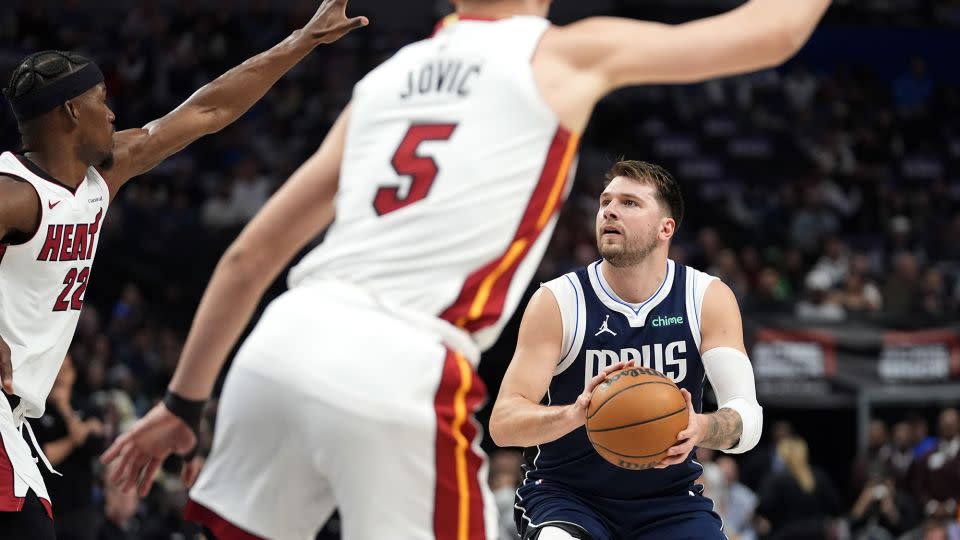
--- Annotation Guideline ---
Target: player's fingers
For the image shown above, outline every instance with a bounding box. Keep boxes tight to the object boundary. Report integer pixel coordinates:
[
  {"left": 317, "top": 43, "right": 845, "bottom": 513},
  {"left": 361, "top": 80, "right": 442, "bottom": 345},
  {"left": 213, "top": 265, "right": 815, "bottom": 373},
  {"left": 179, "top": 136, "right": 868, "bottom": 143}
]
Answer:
[
  {"left": 100, "top": 437, "right": 125, "bottom": 465},
  {"left": 341, "top": 16, "right": 369, "bottom": 31},
  {"left": 122, "top": 453, "right": 151, "bottom": 494},
  {"left": 138, "top": 458, "right": 162, "bottom": 498},
  {"left": 110, "top": 444, "right": 137, "bottom": 486},
  {"left": 668, "top": 442, "right": 691, "bottom": 457},
  {"left": 0, "top": 341, "right": 13, "bottom": 394},
  {"left": 182, "top": 457, "right": 203, "bottom": 489},
  {"left": 602, "top": 362, "right": 626, "bottom": 375}
]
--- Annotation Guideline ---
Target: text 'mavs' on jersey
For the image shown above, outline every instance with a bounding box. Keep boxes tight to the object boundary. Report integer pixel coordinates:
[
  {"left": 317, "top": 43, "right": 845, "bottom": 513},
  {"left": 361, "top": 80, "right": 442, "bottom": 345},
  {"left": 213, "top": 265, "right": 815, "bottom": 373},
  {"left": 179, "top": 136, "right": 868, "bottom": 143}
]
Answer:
[{"left": 523, "top": 259, "right": 717, "bottom": 500}]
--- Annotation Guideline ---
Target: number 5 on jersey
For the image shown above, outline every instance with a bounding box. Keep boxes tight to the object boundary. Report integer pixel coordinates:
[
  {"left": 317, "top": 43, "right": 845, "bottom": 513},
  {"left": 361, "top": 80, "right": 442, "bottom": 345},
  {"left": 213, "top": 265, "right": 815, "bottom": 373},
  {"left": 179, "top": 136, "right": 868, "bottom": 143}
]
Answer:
[{"left": 373, "top": 123, "right": 457, "bottom": 216}]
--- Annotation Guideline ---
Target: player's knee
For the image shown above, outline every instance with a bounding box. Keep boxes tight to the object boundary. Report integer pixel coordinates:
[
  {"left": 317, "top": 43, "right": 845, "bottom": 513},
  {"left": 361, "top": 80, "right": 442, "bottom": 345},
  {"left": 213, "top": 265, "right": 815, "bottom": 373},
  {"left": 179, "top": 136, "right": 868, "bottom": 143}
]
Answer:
[{"left": 535, "top": 525, "right": 590, "bottom": 540}]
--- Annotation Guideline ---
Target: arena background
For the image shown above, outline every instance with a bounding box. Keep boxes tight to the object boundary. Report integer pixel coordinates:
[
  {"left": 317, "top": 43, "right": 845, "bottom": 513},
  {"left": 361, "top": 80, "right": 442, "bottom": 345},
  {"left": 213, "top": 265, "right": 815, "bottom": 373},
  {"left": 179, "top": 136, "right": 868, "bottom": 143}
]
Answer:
[{"left": 2, "top": 1, "right": 960, "bottom": 539}]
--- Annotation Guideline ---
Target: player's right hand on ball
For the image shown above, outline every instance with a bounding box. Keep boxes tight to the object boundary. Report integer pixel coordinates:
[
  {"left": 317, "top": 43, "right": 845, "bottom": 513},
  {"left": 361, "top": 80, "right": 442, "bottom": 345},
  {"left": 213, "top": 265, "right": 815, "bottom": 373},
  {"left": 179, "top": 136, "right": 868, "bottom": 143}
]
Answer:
[
  {"left": 100, "top": 401, "right": 197, "bottom": 497},
  {"left": 0, "top": 334, "right": 12, "bottom": 394},
  {"left": 569, "top": 361, "right": 636, "bottom": 427}
]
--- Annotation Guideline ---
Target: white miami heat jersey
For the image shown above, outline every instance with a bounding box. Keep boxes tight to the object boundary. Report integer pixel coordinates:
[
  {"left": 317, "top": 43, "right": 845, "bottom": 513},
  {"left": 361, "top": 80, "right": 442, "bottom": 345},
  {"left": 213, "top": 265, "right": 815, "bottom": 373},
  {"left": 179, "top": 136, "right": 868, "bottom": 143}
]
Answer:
[
  {"left": 0, "top": 151, "right": 110, "bottom": 417},
  {"left": 289, "top": 15, "right": 579, "bottom": 351}
]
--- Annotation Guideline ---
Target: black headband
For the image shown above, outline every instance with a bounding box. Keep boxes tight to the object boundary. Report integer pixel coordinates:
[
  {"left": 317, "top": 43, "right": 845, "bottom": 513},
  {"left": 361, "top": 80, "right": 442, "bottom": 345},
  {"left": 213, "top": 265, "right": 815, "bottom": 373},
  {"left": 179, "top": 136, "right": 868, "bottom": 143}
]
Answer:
[{"left": 7, "top": 62, "right": 104, "bottom": 122}]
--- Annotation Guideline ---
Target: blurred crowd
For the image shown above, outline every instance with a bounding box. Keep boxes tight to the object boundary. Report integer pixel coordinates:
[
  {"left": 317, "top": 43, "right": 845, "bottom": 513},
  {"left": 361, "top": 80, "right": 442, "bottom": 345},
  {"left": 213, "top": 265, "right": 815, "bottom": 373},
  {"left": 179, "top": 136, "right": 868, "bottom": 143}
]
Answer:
[{"left": 1, "top": 2, "right": 959, "bottom": 540}]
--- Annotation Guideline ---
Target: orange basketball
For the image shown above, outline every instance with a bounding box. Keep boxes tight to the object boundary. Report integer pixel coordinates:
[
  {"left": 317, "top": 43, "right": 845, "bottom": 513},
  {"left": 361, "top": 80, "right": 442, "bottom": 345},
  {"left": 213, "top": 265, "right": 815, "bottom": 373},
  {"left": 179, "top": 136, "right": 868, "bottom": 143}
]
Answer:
[{"left": 585, "top": 367, "right": 688, "bottom": 469}]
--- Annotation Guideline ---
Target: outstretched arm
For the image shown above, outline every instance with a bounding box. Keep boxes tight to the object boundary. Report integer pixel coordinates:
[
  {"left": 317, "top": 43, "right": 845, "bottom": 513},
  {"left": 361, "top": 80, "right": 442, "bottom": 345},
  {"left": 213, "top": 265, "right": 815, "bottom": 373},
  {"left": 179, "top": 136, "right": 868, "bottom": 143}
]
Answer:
[
  {"left": 551, "top": 0, "right": 830, "bottom": 91},
  {"left": 101, "top": 0, "right": 366, "bottom": 192},
  {"left": 100, "top": 105, "right": 351, "bottom": 495}
]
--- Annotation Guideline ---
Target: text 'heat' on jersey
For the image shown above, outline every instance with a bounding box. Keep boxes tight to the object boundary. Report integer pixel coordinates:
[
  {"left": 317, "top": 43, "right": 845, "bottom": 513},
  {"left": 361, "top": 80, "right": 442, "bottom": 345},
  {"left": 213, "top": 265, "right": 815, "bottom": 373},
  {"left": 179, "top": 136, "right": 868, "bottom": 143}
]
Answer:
[{"left": 0, "top": 151, "right": 110, "bottom": 417}]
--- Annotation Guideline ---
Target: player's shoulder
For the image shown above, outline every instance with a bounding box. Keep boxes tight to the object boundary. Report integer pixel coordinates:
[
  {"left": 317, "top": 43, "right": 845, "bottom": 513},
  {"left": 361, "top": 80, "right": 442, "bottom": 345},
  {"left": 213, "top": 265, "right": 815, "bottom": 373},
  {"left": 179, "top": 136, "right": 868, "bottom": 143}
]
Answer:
[
  {"left": 539, "top": 266, "right": 584, "bottom": 295},
  {"left": 681, "top": 263, "right": 719, "bottom": 285}
]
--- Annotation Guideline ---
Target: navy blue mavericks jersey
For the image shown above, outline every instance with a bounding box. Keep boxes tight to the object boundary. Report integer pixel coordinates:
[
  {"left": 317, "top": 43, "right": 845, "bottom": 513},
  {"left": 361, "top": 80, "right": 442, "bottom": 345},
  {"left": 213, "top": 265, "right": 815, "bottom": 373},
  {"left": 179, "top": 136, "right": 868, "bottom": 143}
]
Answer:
[{"left": 520, "top": 259, "right": 717, "bottom": 501}]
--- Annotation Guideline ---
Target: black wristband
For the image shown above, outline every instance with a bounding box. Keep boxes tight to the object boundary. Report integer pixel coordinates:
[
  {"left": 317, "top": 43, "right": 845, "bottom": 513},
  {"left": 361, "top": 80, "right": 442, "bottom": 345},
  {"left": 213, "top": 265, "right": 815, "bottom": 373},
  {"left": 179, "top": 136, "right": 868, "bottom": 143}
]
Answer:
[{"left": 162, "top": 391, "right": 205, "bottom": 435}]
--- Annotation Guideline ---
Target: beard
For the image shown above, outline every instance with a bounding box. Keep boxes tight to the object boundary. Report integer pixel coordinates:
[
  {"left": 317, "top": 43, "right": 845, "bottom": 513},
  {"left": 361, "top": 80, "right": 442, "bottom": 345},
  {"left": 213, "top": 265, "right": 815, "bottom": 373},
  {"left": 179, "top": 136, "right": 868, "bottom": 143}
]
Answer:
[{"left": 597, "top": 228, "right": 658, "bottom": 267}]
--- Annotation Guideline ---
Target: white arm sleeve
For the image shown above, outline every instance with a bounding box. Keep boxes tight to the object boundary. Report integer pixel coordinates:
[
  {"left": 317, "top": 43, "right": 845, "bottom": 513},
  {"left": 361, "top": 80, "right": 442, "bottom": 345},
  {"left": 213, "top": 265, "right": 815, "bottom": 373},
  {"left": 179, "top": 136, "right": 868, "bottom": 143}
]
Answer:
[{"left": 702, "top": 346, "right": 763, "bottom": 454}]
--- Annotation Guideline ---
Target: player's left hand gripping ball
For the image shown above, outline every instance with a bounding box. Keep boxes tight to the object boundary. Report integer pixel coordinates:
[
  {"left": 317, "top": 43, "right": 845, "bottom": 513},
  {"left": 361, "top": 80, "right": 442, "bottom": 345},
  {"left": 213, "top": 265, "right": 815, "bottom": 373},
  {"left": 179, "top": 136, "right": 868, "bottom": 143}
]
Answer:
[{"left": 655, "top": 388, "right": 704, "bottom": 469}]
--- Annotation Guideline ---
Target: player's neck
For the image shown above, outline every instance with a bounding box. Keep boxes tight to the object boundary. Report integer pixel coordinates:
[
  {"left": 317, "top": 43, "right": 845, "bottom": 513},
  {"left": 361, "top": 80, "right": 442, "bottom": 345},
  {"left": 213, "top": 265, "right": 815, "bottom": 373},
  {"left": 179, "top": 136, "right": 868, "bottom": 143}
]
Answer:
[
  {"left": 456, "top": 1, "right": 536, "bottom": 19},
  {"left": 599, "top": 254, "right": 669, "bottom": 305},
  {"left": 20, "top": 144, "right": 87, "bottom": 189}
]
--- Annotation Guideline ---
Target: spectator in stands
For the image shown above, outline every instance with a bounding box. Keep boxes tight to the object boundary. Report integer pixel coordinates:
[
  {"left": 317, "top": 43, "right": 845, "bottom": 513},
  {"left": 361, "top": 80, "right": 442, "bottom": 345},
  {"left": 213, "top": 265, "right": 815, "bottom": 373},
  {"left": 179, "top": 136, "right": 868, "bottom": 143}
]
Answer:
[
  {"left": 810, "top": 237, "right": 851, "bottom": 289},
  {"left": 918, "top": 268, "right": 948, "bottom": 317},
  {"left": 796, "top": 269, "right": 846, "bottom": 321},
  {"left": 883, "top": 252, "right": 921, "bottom": 316},
  {"left": 756, "top": 437, "right": 842, "bottom": 539},
  {"left": 886, "top": 421, "right": 917, "bottom": 484},
  {"left": 747, "top": 267, "right": 793, "bottom": 314},
  {"left": 852, "top": 419, "right": 891, "bottom": 496},
  {"left": 34, "top": 355, "right": 105, "bottom": 540},
  {"left": 849, "top": 464, "right": 921, "bottom": 540},
  {"left": 911, "top": 409, "right": 960, "bottom": 509},
  {"left": 715, "top": 456, "right": 759, "bottom": 540}
]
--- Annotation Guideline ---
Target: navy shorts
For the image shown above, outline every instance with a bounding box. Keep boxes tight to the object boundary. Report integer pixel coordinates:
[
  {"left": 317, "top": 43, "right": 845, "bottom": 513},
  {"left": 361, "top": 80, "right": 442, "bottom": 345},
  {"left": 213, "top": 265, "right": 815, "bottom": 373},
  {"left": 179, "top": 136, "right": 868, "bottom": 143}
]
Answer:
[{"left": 515, "top": 480, "right": 725, "bottom": 540}]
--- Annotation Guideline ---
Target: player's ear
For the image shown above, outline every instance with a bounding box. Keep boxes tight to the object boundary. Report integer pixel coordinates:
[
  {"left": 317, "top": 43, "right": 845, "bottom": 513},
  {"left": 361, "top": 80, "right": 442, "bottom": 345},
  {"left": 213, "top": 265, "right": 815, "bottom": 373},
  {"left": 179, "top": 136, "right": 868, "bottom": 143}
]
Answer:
[
  {"left": 63, "top": 99, "right": 81, "bottom": 125},
  {"left": 661, "top": 217, "right": 676, "bottom": 240}
]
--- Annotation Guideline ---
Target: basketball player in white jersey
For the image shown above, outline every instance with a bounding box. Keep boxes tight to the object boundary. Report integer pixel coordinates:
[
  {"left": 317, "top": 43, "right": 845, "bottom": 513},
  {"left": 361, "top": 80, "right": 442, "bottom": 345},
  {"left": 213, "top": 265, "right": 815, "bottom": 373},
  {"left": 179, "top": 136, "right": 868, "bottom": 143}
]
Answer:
[
  {"left": 0, "top": 2, "right": 365, "bottom": 537},
  {"left": 104, "top": 1, "right": 831, "bottom": 539}
]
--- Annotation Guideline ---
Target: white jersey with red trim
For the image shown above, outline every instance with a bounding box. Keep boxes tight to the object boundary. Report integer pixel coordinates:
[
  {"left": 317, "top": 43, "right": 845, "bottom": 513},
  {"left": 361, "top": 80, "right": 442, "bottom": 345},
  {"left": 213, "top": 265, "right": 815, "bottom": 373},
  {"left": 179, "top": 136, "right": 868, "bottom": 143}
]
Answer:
[
  {"left": 289, "top": 15, "right": 578, "bottom": 352},
  {"left": 0, "top": 151, "right": 110, "bottom": 417}
]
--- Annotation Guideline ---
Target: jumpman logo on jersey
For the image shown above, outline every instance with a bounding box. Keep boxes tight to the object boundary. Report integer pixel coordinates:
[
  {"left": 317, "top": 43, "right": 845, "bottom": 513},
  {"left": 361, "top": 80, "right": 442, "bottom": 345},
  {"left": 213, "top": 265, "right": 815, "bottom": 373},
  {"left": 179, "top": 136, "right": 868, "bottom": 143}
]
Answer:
[{"left": 595, "top": 314, "right": 617, "bottom": 337}]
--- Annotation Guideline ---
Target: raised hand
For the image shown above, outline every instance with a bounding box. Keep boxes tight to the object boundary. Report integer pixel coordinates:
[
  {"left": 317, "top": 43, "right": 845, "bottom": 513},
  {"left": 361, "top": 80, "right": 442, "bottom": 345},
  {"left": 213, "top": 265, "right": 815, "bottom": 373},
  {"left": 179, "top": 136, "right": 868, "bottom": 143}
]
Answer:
[{"left": 302, "top": 0, "right": 369, "bottom": 44}]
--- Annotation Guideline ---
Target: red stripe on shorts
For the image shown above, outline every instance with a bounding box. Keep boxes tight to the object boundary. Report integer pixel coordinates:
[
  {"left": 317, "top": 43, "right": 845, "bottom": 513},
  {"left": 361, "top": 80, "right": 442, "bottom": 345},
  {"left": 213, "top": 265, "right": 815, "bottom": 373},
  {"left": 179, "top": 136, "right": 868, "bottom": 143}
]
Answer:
[
  {"left": 183, "top": 499, "right": 265, "bottom": 540},
  {"left": 0, "top": 434, "right": 25, "bottom": 512},
  {"left": 433, "top": 350, "right": 488, "bottom": 540}
]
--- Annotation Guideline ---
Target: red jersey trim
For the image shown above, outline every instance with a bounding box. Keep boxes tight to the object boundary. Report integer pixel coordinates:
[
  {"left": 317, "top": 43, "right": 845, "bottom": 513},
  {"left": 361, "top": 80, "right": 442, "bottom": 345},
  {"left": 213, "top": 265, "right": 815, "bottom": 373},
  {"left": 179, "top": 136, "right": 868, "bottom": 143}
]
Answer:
[
  {"left": 439, "top": 127, "right": 579, "bottom": 333},
  {"left": 183, "top": 499, "right": 265, "bottom": 540}
]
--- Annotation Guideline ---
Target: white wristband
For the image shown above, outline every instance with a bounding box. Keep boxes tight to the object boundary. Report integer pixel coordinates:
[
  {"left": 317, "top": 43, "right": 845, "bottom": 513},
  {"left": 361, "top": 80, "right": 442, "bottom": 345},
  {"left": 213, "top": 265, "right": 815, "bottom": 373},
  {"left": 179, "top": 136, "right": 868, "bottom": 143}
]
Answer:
[{"left": 702, "top": 347, "right": 763, "bottom": 454}]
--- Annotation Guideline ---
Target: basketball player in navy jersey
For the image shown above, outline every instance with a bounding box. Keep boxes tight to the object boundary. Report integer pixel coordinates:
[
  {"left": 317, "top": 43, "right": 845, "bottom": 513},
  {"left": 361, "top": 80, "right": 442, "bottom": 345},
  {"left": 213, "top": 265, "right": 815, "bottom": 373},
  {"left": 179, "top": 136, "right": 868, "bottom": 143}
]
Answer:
[
  {"left": 490, "top": 160, "right": 763, "bottom": 540},
  {"left": 0, "top": 2, "right": 365, "bottom": 537}
]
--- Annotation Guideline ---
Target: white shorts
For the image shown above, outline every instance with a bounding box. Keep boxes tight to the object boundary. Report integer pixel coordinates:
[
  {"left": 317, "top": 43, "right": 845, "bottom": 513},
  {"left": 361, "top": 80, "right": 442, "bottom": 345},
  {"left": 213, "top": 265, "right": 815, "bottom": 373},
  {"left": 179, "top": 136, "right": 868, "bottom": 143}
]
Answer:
[
  {"left": 0, "top": 394, "right": 51, "bottom": 517},
  {"left": 185, "top": 282, "right": 498, "bottom": 540}
]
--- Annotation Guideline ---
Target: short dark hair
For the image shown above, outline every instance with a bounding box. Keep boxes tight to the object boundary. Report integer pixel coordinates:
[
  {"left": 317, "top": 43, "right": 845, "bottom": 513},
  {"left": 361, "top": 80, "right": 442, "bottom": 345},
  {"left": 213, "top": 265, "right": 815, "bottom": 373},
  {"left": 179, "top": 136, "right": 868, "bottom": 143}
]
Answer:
[
  {"left": 604, "top": 160, "right": 684, "bottom": 230},
  {"left": 4, "top": 50, "right": 93, "bottom": 103}
]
